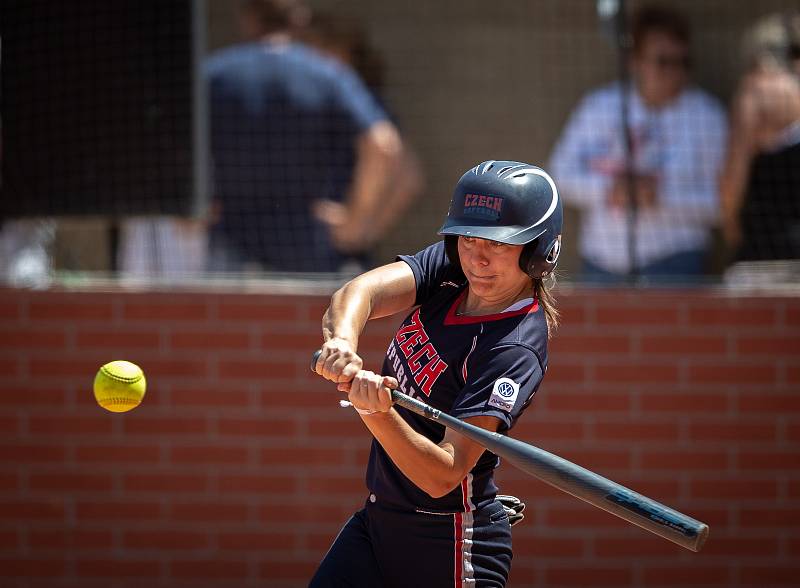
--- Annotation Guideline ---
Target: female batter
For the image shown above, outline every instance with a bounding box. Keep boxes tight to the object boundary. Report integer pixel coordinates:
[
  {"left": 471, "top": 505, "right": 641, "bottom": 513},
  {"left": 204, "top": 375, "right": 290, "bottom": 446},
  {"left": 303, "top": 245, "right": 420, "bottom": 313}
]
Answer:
[{"left": 310, "top": 160, "right": 563, "bottom": 587}]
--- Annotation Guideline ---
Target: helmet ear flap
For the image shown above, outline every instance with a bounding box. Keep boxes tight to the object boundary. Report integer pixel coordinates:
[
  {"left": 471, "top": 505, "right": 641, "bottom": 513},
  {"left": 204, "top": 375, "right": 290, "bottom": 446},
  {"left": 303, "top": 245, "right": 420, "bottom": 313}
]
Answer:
[
  {"left": 521, "top": 235, "right": 562, "bottom": 279},
  {"left": 518, "top": 242, "right": 536, "bottom": 276},
  {"left": 444, "top": 235, "right": 461, "bottom": 269},
  {"left": 546, "top": 235, "right": 562, "bottom": 265}
]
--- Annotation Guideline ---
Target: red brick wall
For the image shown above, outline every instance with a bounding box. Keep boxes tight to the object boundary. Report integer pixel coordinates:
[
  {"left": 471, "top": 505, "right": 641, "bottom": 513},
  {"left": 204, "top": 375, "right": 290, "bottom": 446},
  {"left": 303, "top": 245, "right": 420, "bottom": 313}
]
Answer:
[{"left": 0, "top": 286, "right": 797, "bottom": 587}]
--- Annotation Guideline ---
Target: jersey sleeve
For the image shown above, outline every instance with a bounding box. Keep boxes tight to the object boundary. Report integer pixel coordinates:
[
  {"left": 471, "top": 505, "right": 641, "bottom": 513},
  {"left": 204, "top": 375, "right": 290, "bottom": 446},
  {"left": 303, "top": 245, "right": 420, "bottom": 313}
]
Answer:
[
  {"left": 449, "top": 344, "right": 543, "bottom": 432},
  {"left": 329, "top": 62, "right": 388, "bottom": 132},
  {"left": 397, "top": 241, "right": 463, "bottom": 306}
]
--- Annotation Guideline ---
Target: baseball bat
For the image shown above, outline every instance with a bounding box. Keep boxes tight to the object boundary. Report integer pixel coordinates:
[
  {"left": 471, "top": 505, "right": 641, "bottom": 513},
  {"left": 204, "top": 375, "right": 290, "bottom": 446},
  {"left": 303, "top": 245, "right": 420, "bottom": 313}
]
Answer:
[{"left": 311, "top": 350, "right": 708, "bottom": 552}]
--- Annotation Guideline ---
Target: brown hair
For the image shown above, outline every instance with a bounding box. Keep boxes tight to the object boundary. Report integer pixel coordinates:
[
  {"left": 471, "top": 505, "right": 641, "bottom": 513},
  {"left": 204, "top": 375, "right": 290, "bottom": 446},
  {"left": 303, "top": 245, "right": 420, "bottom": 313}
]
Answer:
[
  {"left": 240, "top": 0, "right": 309, "bottom": 34},
  {"left": 535, "top": 278, "right": 559, "bottom": 338},
  {"left": 302, "top": 11, "right": 385, "bottom": 92},
  {"left": 631, "top": 4, "right": 690, "bottom": 53}
]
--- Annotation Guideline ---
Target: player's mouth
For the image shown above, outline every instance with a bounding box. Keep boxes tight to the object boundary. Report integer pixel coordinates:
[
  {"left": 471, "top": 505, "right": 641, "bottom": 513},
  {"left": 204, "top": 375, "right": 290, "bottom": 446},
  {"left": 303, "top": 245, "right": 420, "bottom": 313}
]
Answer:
[{"left": 466, "top": 270, "right": 496, "bottom": 282}]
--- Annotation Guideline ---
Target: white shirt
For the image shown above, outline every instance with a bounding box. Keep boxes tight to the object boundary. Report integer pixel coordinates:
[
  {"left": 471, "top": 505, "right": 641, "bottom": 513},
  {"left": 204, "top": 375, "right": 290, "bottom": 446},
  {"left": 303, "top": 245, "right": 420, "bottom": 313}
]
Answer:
[{"left": 549, "top": 82, "right": 727, "bottom": 273}]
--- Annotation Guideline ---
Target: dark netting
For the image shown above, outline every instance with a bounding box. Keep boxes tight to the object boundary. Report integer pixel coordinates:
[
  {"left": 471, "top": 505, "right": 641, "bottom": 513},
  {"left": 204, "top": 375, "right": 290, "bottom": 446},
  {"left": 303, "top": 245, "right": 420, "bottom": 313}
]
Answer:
[
  {"left": 0, "top": 0, "right": 197, "bottom": 217},
  {"left": 0, "top": 0, "right": 798, "bottom": 286}
]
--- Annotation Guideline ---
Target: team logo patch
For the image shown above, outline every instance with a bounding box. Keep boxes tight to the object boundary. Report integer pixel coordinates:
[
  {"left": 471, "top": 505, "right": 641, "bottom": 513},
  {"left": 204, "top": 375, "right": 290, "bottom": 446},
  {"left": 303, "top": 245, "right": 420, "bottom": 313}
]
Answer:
[
  {"left": 488, "top": 377, "right": 520, "bottom": 412},
  {"left": 463, "top": 193, "right": 503, "bottom": 220}
]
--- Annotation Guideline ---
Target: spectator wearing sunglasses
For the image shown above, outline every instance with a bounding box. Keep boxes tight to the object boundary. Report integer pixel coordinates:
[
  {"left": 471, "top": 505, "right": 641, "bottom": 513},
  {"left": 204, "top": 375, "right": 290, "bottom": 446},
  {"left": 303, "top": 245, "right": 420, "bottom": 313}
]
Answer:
[{"left": 549, "top": 4, "right": 726, "bottom": 283}]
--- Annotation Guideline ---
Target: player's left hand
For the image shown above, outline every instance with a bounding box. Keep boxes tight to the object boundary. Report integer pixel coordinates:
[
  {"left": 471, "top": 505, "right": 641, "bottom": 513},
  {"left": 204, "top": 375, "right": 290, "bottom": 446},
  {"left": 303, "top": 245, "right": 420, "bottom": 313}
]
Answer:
[
  {"left": 315, "top": 338, "right": 363, "bottom": 385},
  {"left": 343, "top": 370, "right": 398, "bottom": 414}
]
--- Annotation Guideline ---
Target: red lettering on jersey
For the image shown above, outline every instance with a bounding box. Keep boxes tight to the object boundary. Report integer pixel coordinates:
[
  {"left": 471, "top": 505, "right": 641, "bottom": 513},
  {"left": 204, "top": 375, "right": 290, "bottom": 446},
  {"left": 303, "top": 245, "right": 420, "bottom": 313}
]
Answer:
[
  {"left": 395, "top": 309, "right": 424, "bottom": 343},
  {"left": 393, "top": 309, "right": 449, "bottom": 396},
  {"left": 414, "top": 357, "right": 448, "bottom": 396},
  {"left": 407, "top": 342, "right": 437, "bottom": 373},
  {"left": 399, "top": 330, "right": 428, "bottom": 356}
]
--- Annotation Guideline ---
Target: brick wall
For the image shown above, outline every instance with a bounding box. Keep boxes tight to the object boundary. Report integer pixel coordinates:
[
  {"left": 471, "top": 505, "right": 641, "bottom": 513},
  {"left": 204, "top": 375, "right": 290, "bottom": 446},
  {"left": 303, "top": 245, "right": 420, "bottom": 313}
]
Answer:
[{"left": 0, "top": 286, "right": 797, "bottom": 587}]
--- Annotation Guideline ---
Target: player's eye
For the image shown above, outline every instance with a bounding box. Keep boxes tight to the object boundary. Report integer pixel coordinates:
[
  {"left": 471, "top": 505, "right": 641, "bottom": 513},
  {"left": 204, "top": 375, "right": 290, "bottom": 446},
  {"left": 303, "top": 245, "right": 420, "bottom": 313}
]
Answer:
[{"left": 461, "top": 236, "right": 476, "bottom": 245}]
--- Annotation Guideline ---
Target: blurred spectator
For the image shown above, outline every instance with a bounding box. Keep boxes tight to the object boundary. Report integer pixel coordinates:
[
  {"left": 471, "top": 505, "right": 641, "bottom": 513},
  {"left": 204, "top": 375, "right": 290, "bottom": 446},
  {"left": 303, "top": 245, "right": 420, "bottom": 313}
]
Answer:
[
  {"left": 206, "top": 0, "right": 403, "bottom": 273},
  {"left": 0, "top": 219, "right": 55, "bottom": 288},
  {"left": 0, "top": 114, "right": 54, "bottom": 287},
  {"left": 118, "top": 217, "right": 207, "bottom": 278},
  {"left": 720, "top": 12, "right": 800, "bottom": 264},
  {"left": 302, "top": 10, "right": 424, "bottom": 270},
  {"left": 549, "top": 4, "right": 727, "bottom": 283}
]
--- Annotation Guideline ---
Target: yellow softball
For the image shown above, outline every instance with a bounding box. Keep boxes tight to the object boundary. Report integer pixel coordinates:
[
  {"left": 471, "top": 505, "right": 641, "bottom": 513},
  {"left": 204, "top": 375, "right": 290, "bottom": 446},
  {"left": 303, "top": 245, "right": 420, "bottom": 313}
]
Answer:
[{"left": 93, "top": 360, "right": 146, "bottom": 413}]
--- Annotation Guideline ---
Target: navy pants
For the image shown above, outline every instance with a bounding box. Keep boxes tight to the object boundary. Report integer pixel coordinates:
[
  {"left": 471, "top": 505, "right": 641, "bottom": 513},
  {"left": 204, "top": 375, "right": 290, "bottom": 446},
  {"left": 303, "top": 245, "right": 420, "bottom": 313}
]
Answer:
[{"left": 309, "top": 498, "right": 512, "bottom": 587}]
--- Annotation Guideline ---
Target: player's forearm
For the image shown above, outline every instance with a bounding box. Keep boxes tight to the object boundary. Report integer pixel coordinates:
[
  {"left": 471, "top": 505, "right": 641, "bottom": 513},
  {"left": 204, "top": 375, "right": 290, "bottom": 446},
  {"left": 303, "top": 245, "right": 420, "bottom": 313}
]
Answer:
[
  {"left": 361, "top": 409, "right": 461, "bottom": 498},
  {"left": 323, "top": 263, "right": 416, "bottom": 347},
  {"left": 323, "top": 278, "right": 374, "bottom": 349}
]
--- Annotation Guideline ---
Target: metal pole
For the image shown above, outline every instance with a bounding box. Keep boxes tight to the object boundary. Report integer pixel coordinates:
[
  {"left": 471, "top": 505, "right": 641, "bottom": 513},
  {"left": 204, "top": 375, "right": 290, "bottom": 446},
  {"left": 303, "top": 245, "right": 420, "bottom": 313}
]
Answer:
[
  {"left": 615, "top": 0, "right": 638, "bottom": 282},
  {"left": 598, "top": 0, "right": 638, "bottom": 282},
  {"left": 192, "top": 0, "right": 210, "bottom": 220}
]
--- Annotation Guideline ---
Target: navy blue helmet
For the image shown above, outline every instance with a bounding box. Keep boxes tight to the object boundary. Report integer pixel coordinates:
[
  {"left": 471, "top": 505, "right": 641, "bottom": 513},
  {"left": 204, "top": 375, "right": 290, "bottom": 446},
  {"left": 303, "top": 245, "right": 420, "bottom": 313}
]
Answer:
[{"left": 438, "top": 160, "right": 563, "bottom": 279}]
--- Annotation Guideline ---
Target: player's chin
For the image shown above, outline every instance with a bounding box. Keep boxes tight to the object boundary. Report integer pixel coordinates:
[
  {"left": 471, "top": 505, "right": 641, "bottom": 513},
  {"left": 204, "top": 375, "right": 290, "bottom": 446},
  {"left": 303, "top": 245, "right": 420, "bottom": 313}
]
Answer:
[
  {"left": 468, "top": 276, "right": 505, "bottom": 296},
  {"left": 465, "top": 271, "right": 497, "bottom": 287}
]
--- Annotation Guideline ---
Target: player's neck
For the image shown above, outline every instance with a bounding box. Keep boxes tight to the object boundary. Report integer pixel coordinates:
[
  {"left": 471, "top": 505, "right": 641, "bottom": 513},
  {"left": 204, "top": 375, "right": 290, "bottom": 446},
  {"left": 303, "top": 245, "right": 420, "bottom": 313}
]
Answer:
[{"left": 458, "top": 284, "right": 533, "bottom": 317}]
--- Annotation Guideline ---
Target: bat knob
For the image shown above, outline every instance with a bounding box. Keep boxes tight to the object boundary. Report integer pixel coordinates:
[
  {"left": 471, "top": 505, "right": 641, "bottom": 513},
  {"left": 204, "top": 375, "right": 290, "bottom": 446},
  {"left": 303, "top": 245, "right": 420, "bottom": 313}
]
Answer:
[{"left": 310, "top": 350, "right": 322, "bottom": 372}]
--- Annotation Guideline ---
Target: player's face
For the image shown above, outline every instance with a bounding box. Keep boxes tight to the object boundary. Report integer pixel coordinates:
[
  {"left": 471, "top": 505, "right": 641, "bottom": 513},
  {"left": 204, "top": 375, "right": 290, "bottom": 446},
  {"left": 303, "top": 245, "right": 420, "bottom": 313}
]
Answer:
[{"left": 457, "top": 236, "right": 530, "bottom": 303}]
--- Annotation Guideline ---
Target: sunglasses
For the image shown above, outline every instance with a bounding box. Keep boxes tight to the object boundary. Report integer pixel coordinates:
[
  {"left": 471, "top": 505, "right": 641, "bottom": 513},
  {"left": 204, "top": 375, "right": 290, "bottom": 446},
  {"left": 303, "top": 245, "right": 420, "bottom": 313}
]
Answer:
[{"left": 647, "top": 54, "right": 691, "bottom": 70}]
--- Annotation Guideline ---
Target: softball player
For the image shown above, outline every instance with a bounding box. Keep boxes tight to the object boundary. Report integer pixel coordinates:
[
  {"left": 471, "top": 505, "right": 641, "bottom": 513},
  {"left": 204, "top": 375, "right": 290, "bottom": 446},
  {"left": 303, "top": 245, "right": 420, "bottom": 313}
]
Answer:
[{"left": 311, "top": 160, "right": 563, "bottom": 587}]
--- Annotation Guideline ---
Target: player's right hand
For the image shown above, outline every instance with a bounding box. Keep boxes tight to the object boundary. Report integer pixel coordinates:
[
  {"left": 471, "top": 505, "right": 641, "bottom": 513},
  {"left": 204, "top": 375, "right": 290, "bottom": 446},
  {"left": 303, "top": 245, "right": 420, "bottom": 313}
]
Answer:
[
  {"left": 314, "top": 339, "right": 363, "bottom": 385},
  {"left": 345, "top": 370, "right": 398, "bottom": 414}
]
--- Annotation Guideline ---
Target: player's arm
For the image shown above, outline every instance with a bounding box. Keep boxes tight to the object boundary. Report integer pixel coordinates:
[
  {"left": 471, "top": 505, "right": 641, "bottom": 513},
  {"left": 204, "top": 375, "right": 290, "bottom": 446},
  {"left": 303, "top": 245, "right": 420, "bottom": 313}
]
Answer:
[
  {"left": 367, "top": 413, "right": 500, "bottom": 499},
  {"left": 317, "top": 261, "right": 417, "bottom": 384},
  {"left": 352, "top": 375, "right": 501, "bottom": 498}
]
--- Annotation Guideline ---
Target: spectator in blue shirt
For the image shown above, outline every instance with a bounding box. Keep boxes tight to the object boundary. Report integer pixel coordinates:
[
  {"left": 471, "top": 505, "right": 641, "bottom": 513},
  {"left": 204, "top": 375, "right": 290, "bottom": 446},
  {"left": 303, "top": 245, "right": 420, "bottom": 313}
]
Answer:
[
  {"left": 301, "top": 10, "right": 424, "bottom": 272},
  {"left": 206, "top": 0, "right": 403, "bottom": 273}
]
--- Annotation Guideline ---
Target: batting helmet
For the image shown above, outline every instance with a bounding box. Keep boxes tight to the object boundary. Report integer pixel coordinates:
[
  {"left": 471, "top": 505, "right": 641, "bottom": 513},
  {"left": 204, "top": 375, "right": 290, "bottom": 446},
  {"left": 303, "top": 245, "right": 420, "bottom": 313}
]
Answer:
[{"left": 439, "top": 160, "right": 563, "bottom": 279}]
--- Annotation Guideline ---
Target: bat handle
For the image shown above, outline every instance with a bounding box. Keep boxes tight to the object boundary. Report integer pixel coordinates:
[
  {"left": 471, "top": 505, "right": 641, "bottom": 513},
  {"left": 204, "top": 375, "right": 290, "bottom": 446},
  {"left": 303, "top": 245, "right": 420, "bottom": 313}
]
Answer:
[{"left": 310, "top": 350, "right": 427, "bottom": 412}]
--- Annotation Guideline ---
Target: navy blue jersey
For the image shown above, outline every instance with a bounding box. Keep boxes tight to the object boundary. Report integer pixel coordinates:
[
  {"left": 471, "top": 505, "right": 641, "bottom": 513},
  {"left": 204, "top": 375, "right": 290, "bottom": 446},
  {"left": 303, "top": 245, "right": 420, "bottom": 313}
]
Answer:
[{"left": 366, "top": 241, "right": 548, "bottom": 513}]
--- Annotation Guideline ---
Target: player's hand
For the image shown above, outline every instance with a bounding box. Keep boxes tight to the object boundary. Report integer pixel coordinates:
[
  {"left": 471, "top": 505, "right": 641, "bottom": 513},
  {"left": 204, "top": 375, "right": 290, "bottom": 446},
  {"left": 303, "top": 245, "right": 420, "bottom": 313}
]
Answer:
[
  {"left": 314, "top": 339, "right": 363, "bottom": 385},
  {"left": 345, "top": 370, "right": 398, "bottom": 414}
]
